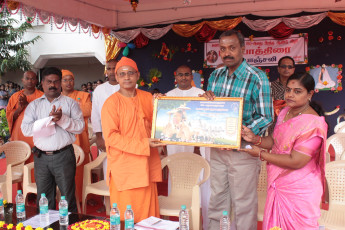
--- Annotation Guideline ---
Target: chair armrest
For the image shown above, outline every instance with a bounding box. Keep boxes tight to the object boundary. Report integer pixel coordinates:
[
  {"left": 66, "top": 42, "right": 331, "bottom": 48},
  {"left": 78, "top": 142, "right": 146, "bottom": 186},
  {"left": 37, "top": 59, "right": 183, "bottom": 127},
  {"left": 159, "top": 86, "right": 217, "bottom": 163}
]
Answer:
[
  {"left": 83, "top": 152, "right": 107, "bottom": 187},
  {"left": 23, "top": 162, "right": 34, "bottom": 187},
  {"left": 6, "top": 164, "right": 13, "bottom": 203},
  {"left": 196, "top": 163, "right": 210, "bottom": 186}
]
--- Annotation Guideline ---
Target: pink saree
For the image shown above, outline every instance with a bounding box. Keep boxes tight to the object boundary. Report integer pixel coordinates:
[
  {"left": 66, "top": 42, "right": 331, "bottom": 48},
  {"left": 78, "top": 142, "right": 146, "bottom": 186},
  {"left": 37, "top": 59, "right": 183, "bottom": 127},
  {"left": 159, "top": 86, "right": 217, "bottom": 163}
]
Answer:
[{"left": 263, "top": 107, "right": 328, "bottom": 230}]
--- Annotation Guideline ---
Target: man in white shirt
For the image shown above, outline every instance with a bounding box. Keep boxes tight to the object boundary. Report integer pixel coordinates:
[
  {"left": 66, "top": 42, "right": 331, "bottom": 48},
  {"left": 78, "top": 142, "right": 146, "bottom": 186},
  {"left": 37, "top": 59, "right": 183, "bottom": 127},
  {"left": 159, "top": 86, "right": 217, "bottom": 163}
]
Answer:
[
  {"left": 21, "top": 67, "right": 84, "bottom": 212},
  {"left": 165, "top": 65, "right": 210, "bottom": 230}
]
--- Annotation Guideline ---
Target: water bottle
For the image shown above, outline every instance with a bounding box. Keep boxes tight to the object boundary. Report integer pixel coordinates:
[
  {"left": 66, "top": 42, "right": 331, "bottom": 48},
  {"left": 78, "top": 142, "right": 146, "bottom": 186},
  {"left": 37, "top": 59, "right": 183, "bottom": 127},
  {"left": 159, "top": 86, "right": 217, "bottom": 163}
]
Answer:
[
  {"left": 0, "top": 187, "right": 3, "bottom": 218},
  {"left": 124, "top": 205, "right": 134, "bottom": 230},
  {"left": 59, "top": 196, "right": 68, "bottom": 225},
  {"left": 220, "top": 211, "right": 231, "bottom": 230},
  {"left": 110, "top": 203, "right": 120, "bottom": 230},
  {"left": 15, "top": 190, "right": 25, "bottom": 219},
  {"left": 179, "top": 205, "right": 189, "bottom": 230},
  {"left": 39, "top": 193, "right": 49, "bottom": 222}
]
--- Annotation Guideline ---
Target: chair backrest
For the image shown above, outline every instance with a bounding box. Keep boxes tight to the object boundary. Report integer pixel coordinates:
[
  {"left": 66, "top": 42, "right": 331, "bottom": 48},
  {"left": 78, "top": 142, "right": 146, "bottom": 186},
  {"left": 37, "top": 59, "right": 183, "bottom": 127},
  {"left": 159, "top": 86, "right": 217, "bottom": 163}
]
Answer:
[
  {"left": 161, "top": 152, "right": 210, "bottom": 198},
  {"left": 325, "top": 160, "right": 345, "bottom": 211},
  {"left": 73, "top": 144, "right": 85, "bottom": 167},
  {"left": 257, "top": 161, "right": 267, "bottom": 193},
  {"left": 0, "top": 141, "right": 31, "bottom": 172},
  {"left": 326, "top": 133, "right": 345, "bottom": 161}
]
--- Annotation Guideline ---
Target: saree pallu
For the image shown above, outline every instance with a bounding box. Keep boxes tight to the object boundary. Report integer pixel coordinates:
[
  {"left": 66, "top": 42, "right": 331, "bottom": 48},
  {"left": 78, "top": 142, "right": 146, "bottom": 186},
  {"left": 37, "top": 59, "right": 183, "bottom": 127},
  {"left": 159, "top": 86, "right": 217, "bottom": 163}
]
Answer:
[{"left": 263, "top": 107, "right": 328, "bottom": 230}]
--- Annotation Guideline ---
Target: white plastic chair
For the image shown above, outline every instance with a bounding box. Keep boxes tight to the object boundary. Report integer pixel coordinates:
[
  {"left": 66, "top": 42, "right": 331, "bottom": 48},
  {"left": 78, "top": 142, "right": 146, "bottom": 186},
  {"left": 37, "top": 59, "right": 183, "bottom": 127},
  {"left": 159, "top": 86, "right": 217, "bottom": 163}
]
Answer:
[
  {"left": 334, "top": 114, "right": 345, "bottom": 133},
  {"left": 257, "top": 161, "right": 267, "bottom": 222},
  {"left": 82, "top": 152, "right": 110, "bottom": 215},
  {"left": 23, "top": 144, "right": 84, "bottom": 213},
  {"left": 326, "top": 133, "right": 345, "bottom": 161},
  {"left": 0, "top": 141, "right": 31, "bottom": 203},
  {"left": 319, "top": 160, "right": 345, "bottom": 229},
  {"left": 158, "top": 152, "right": 210, "bottom": 230}
]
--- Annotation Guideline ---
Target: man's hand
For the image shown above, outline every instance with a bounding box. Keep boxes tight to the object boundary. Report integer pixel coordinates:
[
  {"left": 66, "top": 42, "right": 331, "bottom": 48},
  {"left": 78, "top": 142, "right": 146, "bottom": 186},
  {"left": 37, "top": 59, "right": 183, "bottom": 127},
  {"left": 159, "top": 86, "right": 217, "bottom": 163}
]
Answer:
[
  {"left": 149, "top": 138, "right": 166, "bottom": 148},
  {"left": 199, "top": 90, "right": 216, "bottom": 100},
  {"left": 95, "top": 133, "right": 106, "bottom": 152},
  {"left": 18, "top": 94, "right": 28, "bottom": 108},
  {"left": 49, "top": 105, "right": 62, "bottom": 122}
]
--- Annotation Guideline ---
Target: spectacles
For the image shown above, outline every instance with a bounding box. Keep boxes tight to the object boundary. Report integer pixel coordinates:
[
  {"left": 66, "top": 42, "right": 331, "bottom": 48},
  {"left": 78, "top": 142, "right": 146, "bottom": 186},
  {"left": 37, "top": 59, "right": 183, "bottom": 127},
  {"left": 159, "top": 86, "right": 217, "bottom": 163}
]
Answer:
[
  {"left": 62, "top": 79, "right": 74, "bottom": 83},
  {"left": 279, "top": 65, "right": 294, "bottom": 69},
  {"left": 176, "top": 73, "right": 192, "bottom": 77},
  {"left": 117, "top": 71, "right": 137, "bottom": 77}
]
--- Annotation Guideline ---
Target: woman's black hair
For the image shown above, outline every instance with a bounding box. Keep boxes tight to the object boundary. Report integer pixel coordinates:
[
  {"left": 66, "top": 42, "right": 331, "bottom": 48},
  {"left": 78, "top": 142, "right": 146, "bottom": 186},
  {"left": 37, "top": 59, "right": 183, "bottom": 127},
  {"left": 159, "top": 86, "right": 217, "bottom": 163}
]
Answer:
[{"left": 287, "top": 72, "right": 325, "bottom": 117}]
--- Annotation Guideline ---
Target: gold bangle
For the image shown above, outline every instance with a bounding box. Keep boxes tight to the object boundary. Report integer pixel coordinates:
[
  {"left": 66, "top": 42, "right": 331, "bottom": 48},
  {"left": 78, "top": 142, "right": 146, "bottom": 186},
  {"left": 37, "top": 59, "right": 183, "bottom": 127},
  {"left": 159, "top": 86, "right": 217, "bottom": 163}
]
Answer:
[
  {"left": 254, "top": 136, "right": 262, "bottom": 146},
  {"left": 259, "top": 149, "right": 265, "bottom": 161}
]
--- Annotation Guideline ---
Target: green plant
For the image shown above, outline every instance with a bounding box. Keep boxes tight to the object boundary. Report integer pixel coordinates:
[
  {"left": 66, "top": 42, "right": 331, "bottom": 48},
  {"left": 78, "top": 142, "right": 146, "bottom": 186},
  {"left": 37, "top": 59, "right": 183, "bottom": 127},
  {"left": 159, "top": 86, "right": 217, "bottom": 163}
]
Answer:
[
  {"left": 0, "top": 109, "right": 9, "bottom": 140},
  {"left": 0, "top": 10, "right": 40, "bottom": 78}
]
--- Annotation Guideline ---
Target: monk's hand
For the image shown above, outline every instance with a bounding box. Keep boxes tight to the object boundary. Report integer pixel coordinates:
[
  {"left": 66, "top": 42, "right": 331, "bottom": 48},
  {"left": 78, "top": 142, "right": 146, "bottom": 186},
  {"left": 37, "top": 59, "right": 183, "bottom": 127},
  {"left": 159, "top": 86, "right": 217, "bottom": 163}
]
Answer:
[
  {"left": 96, "top": 135, "right": 106, "bottom": 152},
  {"left": 153, "top": 93, "right": 165, "bottom": 100},
  {"left": 220, "top": 147, "right": 234, "bottom": 151},
  {"left": 50, "top": 105, "right": 62, "bottom": 122},
  {"left": 149, "top": 138, "right": 166, "bottom": 148},
  {"left": 241, "top": 126, "right": 258, "bottom": 144},
  {"left": 239, "top": 145, "right": 261, "bottom": 157},
  {"left": 199, "top": 90, "right": 216, "bottom": 100},
  {"left": 18, "top": 94, "right": 28, "bottom": 108}
]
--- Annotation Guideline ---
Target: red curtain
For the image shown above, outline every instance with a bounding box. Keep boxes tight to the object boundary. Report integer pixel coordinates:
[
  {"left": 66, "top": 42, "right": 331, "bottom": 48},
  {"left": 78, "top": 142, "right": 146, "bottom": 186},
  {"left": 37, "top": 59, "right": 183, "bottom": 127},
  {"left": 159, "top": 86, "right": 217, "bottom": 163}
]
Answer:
[
  {"left": 268, "top": 22, "right": 294, "bottom": 40},
  {"left": 194, "top": 24, "right": 217, "bottom": 43},
  {"left": 133, "top": 33, "right": 149, "bottom": 48}
]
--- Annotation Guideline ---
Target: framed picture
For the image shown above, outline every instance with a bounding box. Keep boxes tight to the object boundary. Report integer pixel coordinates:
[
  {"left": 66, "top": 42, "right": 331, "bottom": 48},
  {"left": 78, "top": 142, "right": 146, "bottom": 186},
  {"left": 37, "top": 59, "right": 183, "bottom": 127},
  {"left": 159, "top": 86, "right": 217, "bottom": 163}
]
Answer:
[{"left": 151, "top": 97, "right": 243, "bottom": 148}]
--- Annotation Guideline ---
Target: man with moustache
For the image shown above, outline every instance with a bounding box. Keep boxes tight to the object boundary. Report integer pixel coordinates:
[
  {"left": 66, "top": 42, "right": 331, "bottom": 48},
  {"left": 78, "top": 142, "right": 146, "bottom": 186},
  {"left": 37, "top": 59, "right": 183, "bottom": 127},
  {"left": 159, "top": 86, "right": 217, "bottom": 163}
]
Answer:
[
  {"left": 21, "top": 67, "right": 84, "bottom": 212},
  {"left": 202, "top": 30, "right": 273, "bottom": 230}
]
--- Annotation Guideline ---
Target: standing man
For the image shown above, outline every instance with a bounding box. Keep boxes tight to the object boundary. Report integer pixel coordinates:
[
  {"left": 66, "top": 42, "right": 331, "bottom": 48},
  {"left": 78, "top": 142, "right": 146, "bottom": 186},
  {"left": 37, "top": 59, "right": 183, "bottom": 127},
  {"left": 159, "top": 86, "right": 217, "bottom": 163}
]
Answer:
[
  {"left": 203, "top": 30, "right": 273, "bottom": 230},
  {"left": 268, "top": 56, "right": 295, "bottom": 135},
  {"left": 166, "top": 65, "right": 211, "bottom": 230},
  {"left": 61, "top": 69, "right": 92, "bottom": 202},
  {"left": 101, "top": 57, "right": 164, "bottom": 222},
  {"left": 21, "top": 67, "right": 84, "bottom": 212}
]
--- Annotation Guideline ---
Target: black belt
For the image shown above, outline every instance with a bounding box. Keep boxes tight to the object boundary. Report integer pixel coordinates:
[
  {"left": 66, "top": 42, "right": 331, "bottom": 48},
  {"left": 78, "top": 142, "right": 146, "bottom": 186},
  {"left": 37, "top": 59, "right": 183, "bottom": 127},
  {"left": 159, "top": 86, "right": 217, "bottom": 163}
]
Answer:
[{"left": 37, "top": 144, "right": 73, "bottom": 156}]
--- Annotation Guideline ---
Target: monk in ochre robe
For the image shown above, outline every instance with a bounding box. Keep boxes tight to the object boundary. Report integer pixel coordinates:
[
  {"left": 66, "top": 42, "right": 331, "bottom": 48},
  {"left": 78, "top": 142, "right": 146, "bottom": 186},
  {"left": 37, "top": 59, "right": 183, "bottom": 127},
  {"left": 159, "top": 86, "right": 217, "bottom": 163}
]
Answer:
[
  {"left": 101, "top": 57, "right": 164, "bottom": 222},
  {"left": 7, "top": 71, "right": 43, "bottom": 165},
  {"left": 61, "top": 69, "right": 91, "bottom": 200}
]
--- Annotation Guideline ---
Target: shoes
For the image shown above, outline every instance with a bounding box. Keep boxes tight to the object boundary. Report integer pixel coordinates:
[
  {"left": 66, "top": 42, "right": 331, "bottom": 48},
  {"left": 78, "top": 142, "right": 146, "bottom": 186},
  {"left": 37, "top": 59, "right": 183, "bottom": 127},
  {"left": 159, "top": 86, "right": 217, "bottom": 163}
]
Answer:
[
  {"left": 96, "top": 206, "right": 106, "bottom": 213},
  {"left": 87, "top": 199, "right": 98, "bottom": 207}
]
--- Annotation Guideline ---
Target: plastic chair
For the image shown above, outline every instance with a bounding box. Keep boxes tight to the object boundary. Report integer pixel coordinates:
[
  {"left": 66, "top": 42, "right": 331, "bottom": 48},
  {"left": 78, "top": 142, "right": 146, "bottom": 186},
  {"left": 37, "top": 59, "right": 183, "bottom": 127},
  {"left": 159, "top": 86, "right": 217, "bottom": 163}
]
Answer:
[
  {"left": 0, "top": 141, "right": 31, "bottom": 203},
  {"left": 257, "top": 161, "right": 267, "bottom": 222},
  {"left": 0, "top": 163, "right": 12, "bottom": 203},
  {"left": 158, "top": 152, "right": 210, "bottom": 230},
  {"left": 23, "top": 144, "right": 84, "bottom": 213},
  {"left": 334, "top": 114, "right": 345, "bottom": 133},
  {"left": 319, "top": 160, "right": 345, "bottom": 229},
  {"left": 326, "top": 133, "right": 345, "bottom": 161},
  {"left": 82, "top": 152, "right": 110, "bottom": 215}
]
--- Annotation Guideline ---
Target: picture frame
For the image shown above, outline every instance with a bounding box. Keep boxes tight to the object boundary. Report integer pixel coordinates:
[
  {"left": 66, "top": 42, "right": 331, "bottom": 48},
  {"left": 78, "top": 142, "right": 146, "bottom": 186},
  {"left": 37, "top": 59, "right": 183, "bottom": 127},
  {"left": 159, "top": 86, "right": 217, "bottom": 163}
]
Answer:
[{"left": 151, "top": 97, "right": 243, "bottom": 148}]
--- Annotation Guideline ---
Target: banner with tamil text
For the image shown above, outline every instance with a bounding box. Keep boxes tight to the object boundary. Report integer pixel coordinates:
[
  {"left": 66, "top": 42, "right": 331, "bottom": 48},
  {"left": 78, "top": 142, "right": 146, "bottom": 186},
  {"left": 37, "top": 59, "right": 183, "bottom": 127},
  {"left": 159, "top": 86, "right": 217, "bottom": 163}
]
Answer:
[{"left": 204, "top": 34, "right": 308, "bottom": 68}]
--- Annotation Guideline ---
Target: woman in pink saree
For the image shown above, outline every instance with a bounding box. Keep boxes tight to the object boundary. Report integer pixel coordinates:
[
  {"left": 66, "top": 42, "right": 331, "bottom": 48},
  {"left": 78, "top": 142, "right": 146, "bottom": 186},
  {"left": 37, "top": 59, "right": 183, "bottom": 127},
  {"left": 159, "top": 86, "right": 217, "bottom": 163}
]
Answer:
[{"left": 242, "top": 72, "right": 327, "bottom": 230}]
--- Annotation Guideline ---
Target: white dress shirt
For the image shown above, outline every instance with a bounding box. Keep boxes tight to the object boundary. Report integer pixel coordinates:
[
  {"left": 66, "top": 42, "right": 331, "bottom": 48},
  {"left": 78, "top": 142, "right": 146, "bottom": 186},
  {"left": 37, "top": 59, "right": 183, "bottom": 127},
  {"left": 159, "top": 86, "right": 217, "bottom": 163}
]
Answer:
[
  {"left": 91, "top": 82, "right": 120, "bottom": 133},
  {"left": 21, "top": 94, "right": 84, "bottom": 151}
]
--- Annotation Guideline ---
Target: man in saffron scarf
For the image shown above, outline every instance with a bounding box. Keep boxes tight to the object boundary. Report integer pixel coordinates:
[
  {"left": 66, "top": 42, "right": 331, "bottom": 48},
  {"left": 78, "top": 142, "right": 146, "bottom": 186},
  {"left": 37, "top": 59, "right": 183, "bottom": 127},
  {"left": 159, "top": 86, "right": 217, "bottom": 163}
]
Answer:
[
  {"left": 61, "top": 69, "right": 91, "bottom": 201},
  {"left": 101, "top": 57, "right": 164, "bottom": 222}
]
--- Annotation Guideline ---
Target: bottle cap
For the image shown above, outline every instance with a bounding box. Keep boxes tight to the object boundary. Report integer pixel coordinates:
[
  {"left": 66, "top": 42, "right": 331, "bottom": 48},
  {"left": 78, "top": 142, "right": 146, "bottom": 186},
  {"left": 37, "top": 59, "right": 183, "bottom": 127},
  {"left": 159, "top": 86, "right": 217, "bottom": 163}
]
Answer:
[
  {"left": 41, "top": 193, "right": 46, "bottom": 197},
  {"left": 61, "top": 196, "right": 66, "bottom": 200},
  {"left": 17, "top": 190, "right": 22, "bottom": 194},
  {"left": 181, "top": 205, "right": 186, "bottom": 210},
  {"left": 113, "top": 203, "right": 117, "bottom": 208},
  {"left": 223, "top": 211, "right": 228, "bottom": 216},
  {"left": 127, "top": 205, "right": 131, "bottom": 209}
]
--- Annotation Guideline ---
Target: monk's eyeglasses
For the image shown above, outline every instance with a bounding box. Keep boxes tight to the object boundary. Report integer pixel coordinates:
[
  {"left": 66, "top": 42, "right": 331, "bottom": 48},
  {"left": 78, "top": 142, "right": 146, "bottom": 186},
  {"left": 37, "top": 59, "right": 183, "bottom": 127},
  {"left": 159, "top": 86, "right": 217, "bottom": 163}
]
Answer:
[
  {"left": 279, "top": 65, "right": 294, "bottom": 69},
  {"left": 117, "top": 71, "right": 137, "bottom": 77},
  {"left": 62, "top": 79, "right": 74, "bottom": 83}
]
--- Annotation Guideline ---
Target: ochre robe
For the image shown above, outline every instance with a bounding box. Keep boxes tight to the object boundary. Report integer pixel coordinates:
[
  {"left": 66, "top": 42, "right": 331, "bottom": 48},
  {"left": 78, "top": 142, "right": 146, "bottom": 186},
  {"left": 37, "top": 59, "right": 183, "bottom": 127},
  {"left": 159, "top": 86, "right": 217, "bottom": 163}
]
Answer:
[
  {"left": 6, "top": 89, "right": 44, "bottom": 166},
  {"left": 66, "top": 90, "right": 91, "bottom": 200},
  {"left": 101, "top": 89, "right": 162, "bottom": 222}
]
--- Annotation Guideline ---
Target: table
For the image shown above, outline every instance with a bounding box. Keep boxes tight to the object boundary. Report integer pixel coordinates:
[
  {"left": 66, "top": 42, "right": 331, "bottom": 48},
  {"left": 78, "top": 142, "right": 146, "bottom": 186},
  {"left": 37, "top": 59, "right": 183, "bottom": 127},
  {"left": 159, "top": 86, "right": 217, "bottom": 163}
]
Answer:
[{"left": 1, "top": 204, "right": 113, "bottom": 230}]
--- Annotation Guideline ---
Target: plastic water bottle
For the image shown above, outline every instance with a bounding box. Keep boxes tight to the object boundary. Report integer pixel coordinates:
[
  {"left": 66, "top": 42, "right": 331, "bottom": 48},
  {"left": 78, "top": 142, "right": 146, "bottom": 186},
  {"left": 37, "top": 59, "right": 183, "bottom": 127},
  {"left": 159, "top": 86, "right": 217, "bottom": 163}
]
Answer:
[
  {"left": 179, "top": 205, "right": 189, "bottom": 230},
  {"left": 124, "top": 205, "right": 134, "bottom": 230},
  {"left": 16, "top": 190, "right": 25, "bottom": 219},
  {"left": 220, "top": 211, "right": 231, "bottom": 230},
  {"left": 110, "top": 203, "right": 120, "bottom": 230},
  {"left": 39, "top": 193, "right": 49, "bottom": 222},
  {"left": 59, "top": 196, "right": 68, "bottom": 225},
  {"left": 0, "top": 187, "right": 3, "bottom": 218}
]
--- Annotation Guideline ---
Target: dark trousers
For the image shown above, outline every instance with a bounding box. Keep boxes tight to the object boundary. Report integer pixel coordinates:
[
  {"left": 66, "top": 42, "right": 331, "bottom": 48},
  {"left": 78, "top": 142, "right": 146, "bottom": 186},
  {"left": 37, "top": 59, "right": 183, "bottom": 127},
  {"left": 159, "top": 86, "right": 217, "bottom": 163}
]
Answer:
[{"left": 34, "top": 145, "right": 77, "bottom": 212}]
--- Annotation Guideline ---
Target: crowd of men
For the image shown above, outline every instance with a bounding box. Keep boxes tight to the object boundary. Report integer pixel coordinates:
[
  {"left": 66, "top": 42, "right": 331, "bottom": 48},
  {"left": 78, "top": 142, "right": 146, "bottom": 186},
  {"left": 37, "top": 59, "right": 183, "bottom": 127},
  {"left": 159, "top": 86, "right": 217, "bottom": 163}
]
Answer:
[{"left": 3, "top": 29, "right": 298, "bottom": 230}]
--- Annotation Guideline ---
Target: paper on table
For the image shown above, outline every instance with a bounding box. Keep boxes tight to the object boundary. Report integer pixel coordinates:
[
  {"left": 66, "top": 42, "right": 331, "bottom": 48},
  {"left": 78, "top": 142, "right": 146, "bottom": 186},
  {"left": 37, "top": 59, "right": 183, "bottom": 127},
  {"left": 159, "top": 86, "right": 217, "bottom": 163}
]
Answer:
[
  {"left": 135, "top": 216, "right": 179, "bottom": 230},
  {"left": 33, "top": 116, "right": 56, "bottom": 138},
  {"left": 22, "top": 210, "right": 70, "bottom": 228}
]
